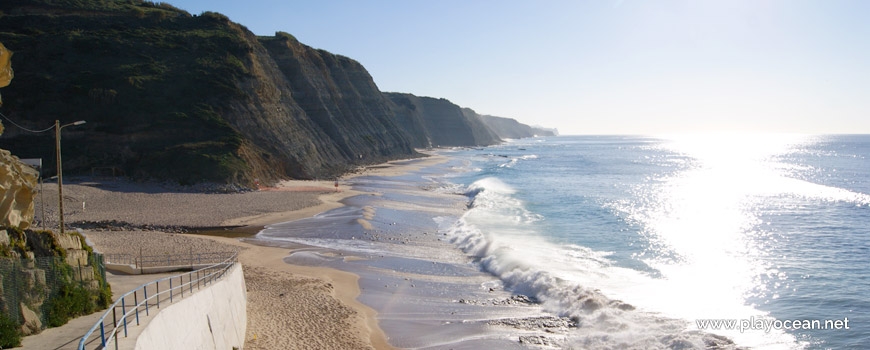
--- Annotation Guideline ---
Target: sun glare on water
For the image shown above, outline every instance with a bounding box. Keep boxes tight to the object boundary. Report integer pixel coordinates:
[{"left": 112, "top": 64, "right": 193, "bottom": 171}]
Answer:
[{"left": 617, "top": 133, "right": 831, "bottom": 349}]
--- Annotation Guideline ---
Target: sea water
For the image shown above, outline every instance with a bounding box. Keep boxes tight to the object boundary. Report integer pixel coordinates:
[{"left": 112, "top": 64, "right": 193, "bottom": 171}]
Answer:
[{"left": 442, "top": 135, "right": 869, "bottom": 349}]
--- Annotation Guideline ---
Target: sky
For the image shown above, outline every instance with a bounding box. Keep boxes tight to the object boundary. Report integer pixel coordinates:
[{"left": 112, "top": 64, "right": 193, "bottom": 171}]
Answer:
[{"left": 168, "top": 0, "right": 870, "bottom": 135}]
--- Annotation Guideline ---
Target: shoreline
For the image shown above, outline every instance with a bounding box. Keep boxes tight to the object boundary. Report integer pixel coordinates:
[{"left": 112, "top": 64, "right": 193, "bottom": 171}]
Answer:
[
  {"left": 44, "top": 149, "right": 578, "bottom": 349},
  {"left": 218, "top": 153, "right": 451, "bottom": 228},
  {"left": 64, "top": 153, "right": 450, "bottom": 349},
  {"left": 193, "top": 234, "right": 394, "bottom": 350},
  {"left": 195, "top": 154, "right": 453, "bottom": 349},
  {"left": 29, "top": 141, "right": 759, "bottom": 349},
  {"left": 243, "top": 151, "right": 559, "bottom": 349}
]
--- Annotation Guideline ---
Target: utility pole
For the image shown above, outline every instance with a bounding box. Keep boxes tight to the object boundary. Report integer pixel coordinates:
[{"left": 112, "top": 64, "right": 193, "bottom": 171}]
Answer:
[
  {"left": 56, "top": 120, "right": 64, "bottom": 233},
  {"left": 55, "top": 119, "right": 85, "bottom": 234},
  {"left": 40, "top": 170, "right": 45, "bottom": 231}
]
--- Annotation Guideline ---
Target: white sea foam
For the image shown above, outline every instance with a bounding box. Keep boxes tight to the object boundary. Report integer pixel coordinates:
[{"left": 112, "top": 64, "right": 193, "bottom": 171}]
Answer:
[
  {"left": 497, "top": 154, "right": 539, "bottom": 168},
  {"left": 438, "top": 135, "right": 868, "bottom": 349},
  {"left": 445, "top": 177, "right": 742, "bottom": 349}
]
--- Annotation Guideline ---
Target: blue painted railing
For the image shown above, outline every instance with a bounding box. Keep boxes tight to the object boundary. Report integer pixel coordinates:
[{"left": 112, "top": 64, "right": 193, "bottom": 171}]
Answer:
[{"left": 77, "top": 253, "right": 238, "bottom": 350}]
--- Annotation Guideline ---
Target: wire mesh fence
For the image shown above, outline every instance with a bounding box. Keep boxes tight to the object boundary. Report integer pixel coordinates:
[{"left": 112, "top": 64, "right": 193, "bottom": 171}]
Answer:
[{"left": 0, "top": 253, "right": 107, "bottom": 331}]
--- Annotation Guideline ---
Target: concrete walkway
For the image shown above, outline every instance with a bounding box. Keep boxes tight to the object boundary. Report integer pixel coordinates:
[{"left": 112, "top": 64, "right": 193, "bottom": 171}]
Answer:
[{"left": 19, "top": 271, "right": 177, "bottom": 350}]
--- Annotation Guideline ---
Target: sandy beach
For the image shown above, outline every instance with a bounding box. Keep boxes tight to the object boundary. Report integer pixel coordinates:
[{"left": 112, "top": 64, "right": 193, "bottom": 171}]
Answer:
[{"left": 33, "top": 155, "right": 449, "bottom": 349}]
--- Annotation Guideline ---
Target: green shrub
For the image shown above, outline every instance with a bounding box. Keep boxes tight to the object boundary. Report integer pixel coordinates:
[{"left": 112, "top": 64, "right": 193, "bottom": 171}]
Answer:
[
  {"left": 200, "top": 11, "right": 229, "bottom": 22},
  {"left": 130, "top": 7, "right": 145, "bottom": 18},
  {"left": 0, "top": 313, "right": 21, "bottom": 348},
  {"left": 0, "top": 243, "right": 12, "bottom": 257},
  {"left": 24, "top": 230, "right": 66, "bottom": 257},
  {"left": 2, "top": 225, "right": 28, "bottom": 257},
  {"left": 97, "top": 283, "right": 113, "bottom": 308},
  {"left": 44, "top": 284, "right": 95, "bottom": 327}
]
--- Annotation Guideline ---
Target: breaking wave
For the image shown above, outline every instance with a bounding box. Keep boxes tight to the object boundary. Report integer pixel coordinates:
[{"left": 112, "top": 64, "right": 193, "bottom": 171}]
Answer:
[{"left": 444, "top": 177, "right": 739, "bottom": 349}]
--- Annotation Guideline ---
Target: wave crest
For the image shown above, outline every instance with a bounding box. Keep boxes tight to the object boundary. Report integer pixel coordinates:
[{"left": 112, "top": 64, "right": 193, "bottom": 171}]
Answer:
[{"left": 446, "top": 177, "right": 739, "bottom": 349}]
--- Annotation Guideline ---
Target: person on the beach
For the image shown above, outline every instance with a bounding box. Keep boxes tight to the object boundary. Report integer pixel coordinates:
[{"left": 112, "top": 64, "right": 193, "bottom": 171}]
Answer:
[{"left": 334, "top": 180, "right": 339, "bottom": 192}]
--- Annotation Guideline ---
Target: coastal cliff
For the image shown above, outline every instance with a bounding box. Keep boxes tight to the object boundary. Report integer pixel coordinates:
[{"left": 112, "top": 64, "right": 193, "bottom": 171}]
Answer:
[
  {"left": 0, "top": 0, "right": 551, "bottom": 185},
  {"left": 259, "top": 33, "right": 414, "bottom": 165},
  {"left": 478, "top": 114, "right": 557, "bottom": 139},
  {"left": 387, "top": 93, "right": 501, "bottom": 147}
]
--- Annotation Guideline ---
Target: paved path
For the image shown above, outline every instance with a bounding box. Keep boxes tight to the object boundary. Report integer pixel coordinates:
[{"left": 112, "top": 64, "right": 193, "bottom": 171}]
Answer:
[{"left": 19, "top": 271, "right": 176, "bottom": 350}]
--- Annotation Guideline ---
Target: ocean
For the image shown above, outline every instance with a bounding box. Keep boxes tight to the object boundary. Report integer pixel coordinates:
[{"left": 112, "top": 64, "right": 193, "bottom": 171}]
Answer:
[
  {"left": 442, "top": 134, "right": 869, "bottom": 349},
  {"left": 257, "top": 134, "right": 868, "bottom": 349}
]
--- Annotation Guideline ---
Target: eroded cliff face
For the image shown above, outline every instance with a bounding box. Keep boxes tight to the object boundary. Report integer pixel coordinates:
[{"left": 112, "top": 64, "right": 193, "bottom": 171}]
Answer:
[
  {"left": 0, "top": 1, "right": 551, "bottom": 185},
  {"left": 259, "top": 33, "right": 415, "bottom": 165},
  {"left": 0, "top": 2, "right": 417, "bottom": 184},
  {"left": 387, "top": 93, "right": 501, "bottom": 147},
  {"left": 202, "top": 21, "right": 350, "bottom": 180}
]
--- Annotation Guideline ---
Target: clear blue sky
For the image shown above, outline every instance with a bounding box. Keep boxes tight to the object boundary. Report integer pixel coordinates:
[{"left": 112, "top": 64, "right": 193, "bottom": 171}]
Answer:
[{"left": 169, "top": 0, "right": 869, "bottom": 135}]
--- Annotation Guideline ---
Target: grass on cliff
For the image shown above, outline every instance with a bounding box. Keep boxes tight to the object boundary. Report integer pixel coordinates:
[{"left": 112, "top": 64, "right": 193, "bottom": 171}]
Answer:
[{"left": 0, "top": 0, "right": 253, "bottom": 184}]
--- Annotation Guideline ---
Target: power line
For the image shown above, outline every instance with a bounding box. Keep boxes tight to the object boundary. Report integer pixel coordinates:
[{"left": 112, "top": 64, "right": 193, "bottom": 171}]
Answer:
[{"left": 0, "top": 110, "right": 54, "bottom": 133}]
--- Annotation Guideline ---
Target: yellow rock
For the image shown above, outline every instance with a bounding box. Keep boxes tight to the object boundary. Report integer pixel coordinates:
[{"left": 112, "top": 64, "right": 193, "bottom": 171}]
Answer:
[
  {"left": 0, "top": 41, "right": 11, "bottom": 108},
  {"left": 0, "top": 42, "right": 12, "bottom": 89},
  {"left": 0, "top": 149, "right": 38, "bottom": 229}
]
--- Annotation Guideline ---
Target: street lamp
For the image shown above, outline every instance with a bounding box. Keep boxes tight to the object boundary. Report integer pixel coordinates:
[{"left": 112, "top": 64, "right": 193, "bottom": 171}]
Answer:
[{"left": 55, "top": 119, "right": 85, "bottom": 233}]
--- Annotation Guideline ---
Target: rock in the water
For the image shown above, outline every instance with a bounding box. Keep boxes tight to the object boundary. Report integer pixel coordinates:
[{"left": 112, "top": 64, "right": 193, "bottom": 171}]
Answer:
[
  {"left": 488, "top": 316, "right": 577, "bottom": 331},
  {"left": 608, "top": 299, "right": 636, "bottom": 311},
  {"left": 519, "top": 335, "right": 552, "bottom": 346}
]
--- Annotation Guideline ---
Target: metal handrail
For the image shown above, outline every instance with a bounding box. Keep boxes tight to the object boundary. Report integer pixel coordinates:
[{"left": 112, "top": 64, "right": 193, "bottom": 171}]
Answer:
[
  {"left": 104, "top": 251, "right": 235, "bottom": 268},
  {"left": 77, "top": 253, "right": 239, "bottom": 350}
]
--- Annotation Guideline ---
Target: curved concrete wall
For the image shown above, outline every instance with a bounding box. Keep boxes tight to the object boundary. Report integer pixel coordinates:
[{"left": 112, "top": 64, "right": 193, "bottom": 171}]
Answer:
[{"left": 134, "top": 263, "right": 247, "bottom": 350}]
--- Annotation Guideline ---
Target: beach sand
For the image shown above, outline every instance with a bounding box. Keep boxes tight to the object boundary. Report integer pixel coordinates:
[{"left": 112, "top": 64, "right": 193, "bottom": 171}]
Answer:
[
  {"left": 257, "top": 154, "right": 553, "bottom": 349},
  {"left": 197, "top": 235, "right": 392, "bottom": 350},
  {"left": 36, "top": 154, "right": 448, "bottom": 349}
]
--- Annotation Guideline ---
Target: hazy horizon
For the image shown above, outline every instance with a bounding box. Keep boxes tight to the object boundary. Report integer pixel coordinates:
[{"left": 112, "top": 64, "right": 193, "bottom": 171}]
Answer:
[{"left": 169, "top": 0, "right": 870, "bottom": 135}]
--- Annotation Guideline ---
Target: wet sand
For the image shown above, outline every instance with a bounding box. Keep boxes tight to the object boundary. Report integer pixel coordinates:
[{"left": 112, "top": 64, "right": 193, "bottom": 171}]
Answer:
[
  {"left": 247, "top": 154, "right": 565, "bottom": 349},
  {"left": 50, "top": 152, "right": 566, "bottom": 349},
  {"left": 56, "top": 155, "right": 449, "bottom": 350},
  {"left": 195, "top": 235, "right": 392, "bottom": 350}
]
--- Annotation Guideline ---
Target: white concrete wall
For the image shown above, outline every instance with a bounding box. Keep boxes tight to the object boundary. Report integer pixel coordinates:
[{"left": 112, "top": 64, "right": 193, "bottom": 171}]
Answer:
[
  {"left": 106, "top": 263, "right": 223, "bottom": 275},
  {"left": 133, "top": 263, "right": 247, "bottom": 350}
]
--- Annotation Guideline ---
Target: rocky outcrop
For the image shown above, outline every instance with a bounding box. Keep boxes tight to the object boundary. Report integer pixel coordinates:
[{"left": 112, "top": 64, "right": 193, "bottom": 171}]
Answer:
[
  {"left": 387, "top": 93, "right": 501, "bottom": 147},
  {"left": 0, "top": 41, "right": 11, "bottom": 105},
  {"left": 1, "top": 146, "right": 38, "bottom": 230},
  {"left": 0, "top": 39, "right": 37, "bottom": 230},
  {"left": 20, "top": 302, "right": 42, "bottom": 335}
]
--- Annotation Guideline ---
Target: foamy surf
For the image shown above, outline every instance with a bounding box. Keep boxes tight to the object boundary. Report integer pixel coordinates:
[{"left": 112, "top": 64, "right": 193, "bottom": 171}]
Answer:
[
  {"left": 445, "top": 177, "right": 741, "bottom": 349},
  {"left": 257, "top": 135, "right": 868, "bottom": 349}
]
